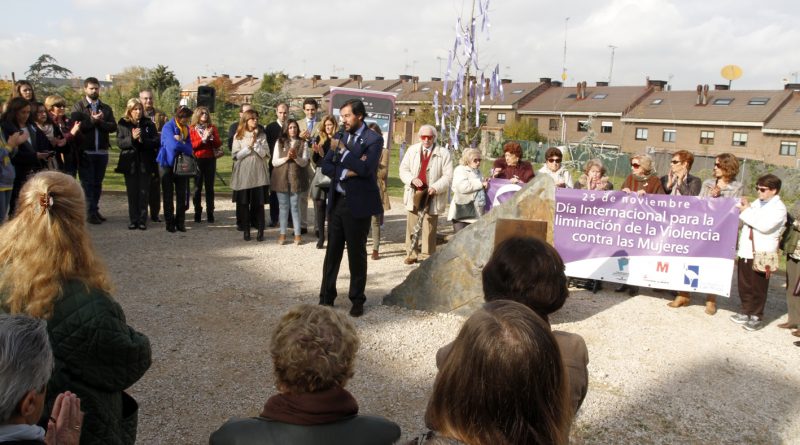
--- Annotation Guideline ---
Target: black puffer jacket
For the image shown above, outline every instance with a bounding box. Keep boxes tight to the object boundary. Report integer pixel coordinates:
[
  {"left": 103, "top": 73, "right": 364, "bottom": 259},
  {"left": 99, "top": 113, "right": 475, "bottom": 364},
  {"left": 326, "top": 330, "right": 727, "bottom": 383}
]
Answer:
[
  {"left": 209, "top": 415, "right": 401, "bottom": 445},
  {"left": 44, "top": 280, "right": 151, "bottom": 445}
]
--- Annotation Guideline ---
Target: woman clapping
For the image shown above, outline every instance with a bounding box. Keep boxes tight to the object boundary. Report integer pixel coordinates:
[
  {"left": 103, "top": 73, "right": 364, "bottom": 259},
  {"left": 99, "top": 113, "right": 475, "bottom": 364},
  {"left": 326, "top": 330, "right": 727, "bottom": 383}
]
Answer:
[
  {"left": 189, "top": 106, "right": 222, "bottom": 223},
  {"left": 116, "top": 98, "right": 158, "bottom": 230},
  {"left": 231, "top": 110, "right": 270, "bottom": 241},
  {"left": 271, "top": 119, "right": 309, "bottom": 245}
]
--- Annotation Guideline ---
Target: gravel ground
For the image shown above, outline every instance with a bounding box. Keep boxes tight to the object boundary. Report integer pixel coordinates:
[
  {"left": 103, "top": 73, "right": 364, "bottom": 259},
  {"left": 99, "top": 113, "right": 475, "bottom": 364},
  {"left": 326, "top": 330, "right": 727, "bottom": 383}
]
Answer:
[{"left": 89, "top": 193, "right": 800, "bottom": 445}]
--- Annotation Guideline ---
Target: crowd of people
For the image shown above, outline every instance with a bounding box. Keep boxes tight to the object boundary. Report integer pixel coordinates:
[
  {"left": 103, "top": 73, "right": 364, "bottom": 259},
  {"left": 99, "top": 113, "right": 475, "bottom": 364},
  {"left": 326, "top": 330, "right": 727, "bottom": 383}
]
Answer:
[{"left": 0, "top": 77, "right": 798, "bottom": 444}]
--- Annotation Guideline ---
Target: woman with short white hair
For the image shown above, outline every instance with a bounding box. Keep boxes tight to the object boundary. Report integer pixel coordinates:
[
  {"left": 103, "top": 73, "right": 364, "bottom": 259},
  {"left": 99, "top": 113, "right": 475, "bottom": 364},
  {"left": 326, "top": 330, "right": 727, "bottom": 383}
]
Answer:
[{"left": 447, "top": 148, "right": 487, "bottom": 233}]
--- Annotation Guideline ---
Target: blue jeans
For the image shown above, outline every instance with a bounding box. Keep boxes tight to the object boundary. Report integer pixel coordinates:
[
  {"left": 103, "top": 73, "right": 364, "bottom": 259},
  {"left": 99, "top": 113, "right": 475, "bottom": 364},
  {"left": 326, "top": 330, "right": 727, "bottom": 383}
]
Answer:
[
  {"left": 0, "top": 189, "right": 11, "bottom": 223},
  {"left": 277, "top": 191, "right": 300, "bottom": 236},
  {"left": 78, "top": 153, "right": 109, "bottom": 214}
]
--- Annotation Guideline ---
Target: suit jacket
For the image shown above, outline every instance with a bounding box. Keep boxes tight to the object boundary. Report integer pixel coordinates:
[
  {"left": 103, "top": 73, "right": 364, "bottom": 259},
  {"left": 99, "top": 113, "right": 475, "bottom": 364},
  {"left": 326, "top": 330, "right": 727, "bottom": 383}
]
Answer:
[
  {"left": 265, "top": 121, "right": 283, "bottom": 151},
  {"left": 71, "top": 98, "right": 117, "bottom": 152},
  {"left": 321, "top": 124, "right": 383, "bottom": 219},
  {"left": 297, "top": 117, "right": 322, "bottom": 139}
]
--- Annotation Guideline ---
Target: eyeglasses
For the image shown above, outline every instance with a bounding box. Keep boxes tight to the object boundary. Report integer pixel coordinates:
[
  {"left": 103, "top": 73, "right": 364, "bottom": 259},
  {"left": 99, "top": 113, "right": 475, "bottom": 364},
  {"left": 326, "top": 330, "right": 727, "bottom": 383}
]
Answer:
[
  {"left": 670, "top": 160, "right": 681, "bottom": 164},
  {"left": 420, "top": 135, "right": 433, "bottom": 140},
  {"left": 631, "top": 163, "right": 641, "bottom": 168},
  {"left": 471, "top": 158, "right": 482, "bottom": 163},
  {"left": 714, "top": 163, "right": 721, "bottom": 168},
  {"left": 756, "top": 186, "right": 770, "bottom": 192},
  {"left": 547, "top": 158, "right": 562, "bottom": 163},
  {"left": 54, "top": 104, "right": 66, "bottom": 108}
]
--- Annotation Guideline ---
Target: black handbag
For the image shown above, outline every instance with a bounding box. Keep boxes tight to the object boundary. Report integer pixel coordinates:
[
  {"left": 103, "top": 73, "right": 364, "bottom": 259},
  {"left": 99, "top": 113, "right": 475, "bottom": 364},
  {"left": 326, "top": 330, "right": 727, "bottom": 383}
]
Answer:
[
  {"left": 454, "top": 201, "right": 478, "bottom": 220},
  {"left": 173, "top": 153, "right": 198, "bottom": 177}
]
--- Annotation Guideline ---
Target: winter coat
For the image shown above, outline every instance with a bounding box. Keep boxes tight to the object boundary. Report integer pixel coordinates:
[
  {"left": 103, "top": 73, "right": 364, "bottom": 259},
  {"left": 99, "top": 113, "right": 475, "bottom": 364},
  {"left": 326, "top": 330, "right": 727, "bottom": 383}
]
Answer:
[
  {"left": 398, "top": 143, "right": 453, "bottom": 215},
  {"left": 115, "top": 118, "right": 158, "bottom": 175},
  {"left": 43, "top": 280, "right": 152, "bottom": 445}
]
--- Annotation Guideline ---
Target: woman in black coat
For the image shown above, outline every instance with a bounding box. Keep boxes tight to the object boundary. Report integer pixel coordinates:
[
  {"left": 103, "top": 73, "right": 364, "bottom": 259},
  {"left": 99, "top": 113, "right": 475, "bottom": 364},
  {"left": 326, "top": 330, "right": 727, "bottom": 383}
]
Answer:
[
  {"left": 0, "top": 97, "right": 51, "bottom": 217},
  {"left": 116, "top": 98, "right": 158, "bottom": 230}
]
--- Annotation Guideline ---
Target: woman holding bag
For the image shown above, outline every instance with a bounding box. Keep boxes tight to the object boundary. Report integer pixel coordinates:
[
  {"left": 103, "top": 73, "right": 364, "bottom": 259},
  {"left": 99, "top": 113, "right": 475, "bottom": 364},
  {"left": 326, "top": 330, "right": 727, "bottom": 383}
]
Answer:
[
  {"left": 447, "top": 148, "right": 487, "bottom": 233},
  {"left": 116, "top": 98, "right": 158, "bottom": 230},
  {"left": 156, "top": 106, "right": 194, "bottom": 233},
  {"left": 730, "top": 174, "right": 787, "bottom": 332}
]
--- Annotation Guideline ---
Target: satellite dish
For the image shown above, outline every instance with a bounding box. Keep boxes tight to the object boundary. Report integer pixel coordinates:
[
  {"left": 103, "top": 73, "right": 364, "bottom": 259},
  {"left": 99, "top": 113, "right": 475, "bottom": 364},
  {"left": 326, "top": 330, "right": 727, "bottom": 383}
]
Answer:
[{"left": 721, "top": 65, "right": 743, "bottom": 81}]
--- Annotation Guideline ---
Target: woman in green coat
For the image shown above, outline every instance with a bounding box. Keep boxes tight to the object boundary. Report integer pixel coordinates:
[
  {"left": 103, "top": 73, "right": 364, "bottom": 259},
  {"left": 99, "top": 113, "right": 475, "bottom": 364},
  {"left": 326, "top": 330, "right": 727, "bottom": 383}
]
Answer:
[{"left": 0, "top": 171, "right": 152, "bottom": 445}]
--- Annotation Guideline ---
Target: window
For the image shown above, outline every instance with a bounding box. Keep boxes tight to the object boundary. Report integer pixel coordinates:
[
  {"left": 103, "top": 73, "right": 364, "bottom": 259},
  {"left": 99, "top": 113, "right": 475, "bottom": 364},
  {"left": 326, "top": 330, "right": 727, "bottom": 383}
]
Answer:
[
  {"left": 651, "top": 99, "right": 663, "bottom": 105},
  {"left": 713, "top": 98, "right": 733, "bottom": 105},
  {"left": 408, "top": 108, "right": 416, "bottom": 116},
  {"left": 780, "top": 141, "right": 798, "bottom": 156},
  {"left": 497, "top": 113, "right": 506, "bottom": 124},
  {"left": 732, "top": 132, "right": 748, "bottom": 147},
  {"left": 593, "top": 94, "right": 608, "bottom": 99},
  {"left": 700, "top": 130, "right": 715, "bottom": 145},
  {"left": 663, "top": 129, "right": 676, "bottom": 142},
  {"left": 635, "top": 128, "right": 648, "bottom": 140},
  {"left": 549, "top": 119, "right": 559, "bottom": 131},
  {"left": 600, "top": 121, "right": 613, "bottom": 133},
  {"left": 748, "top": 97, "right": 769, "bottom": 105},
  {"left": 577, "top": 120, "right": 589, "bottom": 132}
]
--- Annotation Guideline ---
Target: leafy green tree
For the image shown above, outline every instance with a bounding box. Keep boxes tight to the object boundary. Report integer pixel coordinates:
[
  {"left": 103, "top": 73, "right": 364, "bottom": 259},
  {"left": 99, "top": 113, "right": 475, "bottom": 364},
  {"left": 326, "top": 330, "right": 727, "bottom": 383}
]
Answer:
[
  {"left": 251, "top": 71, "right": 291, "bottom": 122},
  {"left": 157, "top": 85, "right": 182, "bottom": 115},
  {"left": 24, "top": 54, "right": 73, "bottom": 96},
  {"left": 502, "top": 119, "right": 546, "bottom": 143},
  {"left": 146, "top": 65, "right": 180, "bottom": 95}
]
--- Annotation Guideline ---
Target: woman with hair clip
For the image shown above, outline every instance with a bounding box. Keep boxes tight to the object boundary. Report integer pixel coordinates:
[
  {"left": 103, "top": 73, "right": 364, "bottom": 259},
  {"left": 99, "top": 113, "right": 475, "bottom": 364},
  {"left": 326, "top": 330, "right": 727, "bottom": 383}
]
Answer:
[
  {"left": 189, "top": 106, "right": 222, "bottom": 223},
  {"left": 0, "top": 171, "right": 152, "bottom": 445},
  {"left": 116, "top": 98, "right": 158, "bottom": 230},
  {"left": 417, "top": 300, "right": 572, "bottom": 445},
  {"left": 231, "top": 109, "right": 270, "bottom": 242},
  {"left": 1, "top": 97, "right": 52, "bottom": 217},
  {"left": 156, "top": 106, "right": 194, "bottom": 232},
  {"left": 311, "top": 116, "right": 337, "bottom": 249},
  {"left": 271, "top": 119, "right": 309, "bottom": 245}
]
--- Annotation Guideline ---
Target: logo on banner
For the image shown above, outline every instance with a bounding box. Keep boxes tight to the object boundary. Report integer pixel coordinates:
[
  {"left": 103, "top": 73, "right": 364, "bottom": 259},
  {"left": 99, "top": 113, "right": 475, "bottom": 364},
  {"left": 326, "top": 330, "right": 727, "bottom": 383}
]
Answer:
[
  {"left": 617, "top": 257, "right": 629, "bottom": 271},
  {"left": 684, "top": 265, "right": 700, "bottom": 287},
  {"left": 656, "top": 261, "right": 670, "bottom": 273}
]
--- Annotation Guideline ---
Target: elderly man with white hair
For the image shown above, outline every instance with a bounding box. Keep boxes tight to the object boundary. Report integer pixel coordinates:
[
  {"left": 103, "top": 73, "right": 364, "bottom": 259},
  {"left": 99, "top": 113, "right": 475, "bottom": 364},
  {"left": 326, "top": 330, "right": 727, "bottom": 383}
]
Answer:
[
  {"left": 0, "top": 314, "right": 83, "bottom": 445},
  {"left": 398, "top": 125, "right": 453, "bottom": 264}
]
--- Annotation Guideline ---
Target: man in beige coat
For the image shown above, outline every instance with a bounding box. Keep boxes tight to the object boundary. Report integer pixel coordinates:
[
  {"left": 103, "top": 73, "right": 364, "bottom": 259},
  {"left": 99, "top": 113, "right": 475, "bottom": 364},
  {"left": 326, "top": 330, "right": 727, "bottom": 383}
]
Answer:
[{"left": 398, "top": 125, "right": 453, "bottom": 264}]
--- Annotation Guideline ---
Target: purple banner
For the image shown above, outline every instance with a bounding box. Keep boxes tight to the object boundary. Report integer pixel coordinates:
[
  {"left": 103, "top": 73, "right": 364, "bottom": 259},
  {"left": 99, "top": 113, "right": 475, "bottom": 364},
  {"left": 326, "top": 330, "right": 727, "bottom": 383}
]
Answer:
[
  {"left": 485, "top": 178, "right": 522, "bottom": 211},
  {"left": 553, "top": 189, "right": 740, "bottom": 296}
]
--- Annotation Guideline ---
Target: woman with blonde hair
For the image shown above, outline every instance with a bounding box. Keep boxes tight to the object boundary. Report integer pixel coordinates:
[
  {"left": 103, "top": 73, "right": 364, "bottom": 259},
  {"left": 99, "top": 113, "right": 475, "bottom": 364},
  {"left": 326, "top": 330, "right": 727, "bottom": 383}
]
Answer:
[
  {"left": 45, "top": 95, "right": 81, "bottom": 175},
  {"left": 231, "top": 109, "right": 270, "bottom": 241},
  {"left": 210, "top": 304, "right": 400, "bottom": 445},
  {"left": 574, "top": 158, "right": 612, "bottom": 190},
  {"left": 0, "top": 171, "right": 152, "bottom": 445},
  {"left": 311, "top": 116, "right": 337, "bottom": 249},
  {"left": 418, "top": 300, "right": 572, "bottom": 445},
  {"left": 115, "top": 98, "right": 159, "bottom": 230},
  {"left": 621, "top": 153, "right": 664, "bottom": 195},
  {"left": 447, "top": 148, "right": 487, "bottom": 233}
]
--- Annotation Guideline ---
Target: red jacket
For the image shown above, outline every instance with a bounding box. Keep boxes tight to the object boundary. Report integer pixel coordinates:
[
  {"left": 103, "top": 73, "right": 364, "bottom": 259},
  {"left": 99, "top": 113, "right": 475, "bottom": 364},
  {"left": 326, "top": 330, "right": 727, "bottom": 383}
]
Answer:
[{"left": 190, "top": 124, "right": 222, "bottom": 159}]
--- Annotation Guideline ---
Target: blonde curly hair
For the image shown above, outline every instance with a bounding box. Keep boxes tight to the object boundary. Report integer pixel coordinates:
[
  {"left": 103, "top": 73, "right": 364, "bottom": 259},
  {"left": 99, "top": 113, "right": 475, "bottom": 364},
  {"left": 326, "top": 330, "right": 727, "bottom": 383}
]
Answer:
[
  {"left": 0, "top": 171, "right": 112, "bottom": 318},
  {"left": 270, "top": 304, "right": 359, "bottom": 394}
]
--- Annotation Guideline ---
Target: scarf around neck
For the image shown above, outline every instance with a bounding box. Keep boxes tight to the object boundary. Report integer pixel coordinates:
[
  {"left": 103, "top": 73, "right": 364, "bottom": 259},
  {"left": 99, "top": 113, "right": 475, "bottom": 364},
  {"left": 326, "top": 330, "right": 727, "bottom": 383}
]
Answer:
[
  {"left": 174, "top": 119, "right": 188, "bottom": 141},
  {"left": 260, "top": 386, "right": 359, "bottom": 426}
]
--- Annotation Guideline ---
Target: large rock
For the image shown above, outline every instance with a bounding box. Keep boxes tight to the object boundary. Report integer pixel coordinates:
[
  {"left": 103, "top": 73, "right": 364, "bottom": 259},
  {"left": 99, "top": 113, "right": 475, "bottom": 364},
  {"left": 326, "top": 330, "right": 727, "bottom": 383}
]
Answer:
[{"left": 383, "top": 176, "right": 556, "bottom": 313}]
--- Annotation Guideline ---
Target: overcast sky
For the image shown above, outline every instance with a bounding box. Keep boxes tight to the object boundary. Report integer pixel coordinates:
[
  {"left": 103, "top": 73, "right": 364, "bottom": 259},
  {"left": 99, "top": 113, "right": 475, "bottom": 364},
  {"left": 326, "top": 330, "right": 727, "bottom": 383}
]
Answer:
[{"left": 1, "top": 0, "right": 798, "bottom": 91}]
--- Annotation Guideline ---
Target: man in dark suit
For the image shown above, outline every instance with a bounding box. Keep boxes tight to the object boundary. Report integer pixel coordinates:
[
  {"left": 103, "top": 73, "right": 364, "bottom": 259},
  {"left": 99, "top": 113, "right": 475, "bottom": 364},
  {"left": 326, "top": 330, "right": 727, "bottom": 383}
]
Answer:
[
  {"left": 265, "top": 103, "right": 288, "bottom": 227},
  {"left": 72, "top": 77, "right": 117, "bottom": 224},
  {"left": 319, "top": 99, "right": 383, "bottom": 317}
]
